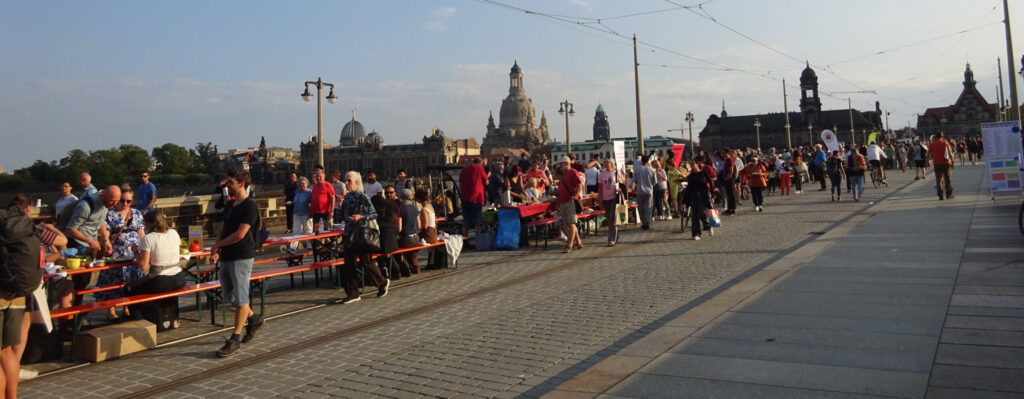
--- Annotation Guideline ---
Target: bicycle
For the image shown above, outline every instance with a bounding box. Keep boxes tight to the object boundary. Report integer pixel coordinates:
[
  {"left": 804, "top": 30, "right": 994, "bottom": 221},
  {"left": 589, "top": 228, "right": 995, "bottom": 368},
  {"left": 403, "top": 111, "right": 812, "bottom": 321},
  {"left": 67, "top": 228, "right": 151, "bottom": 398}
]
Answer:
[{"left": 869, "top": 164, "right": 883, "bottom": 189}]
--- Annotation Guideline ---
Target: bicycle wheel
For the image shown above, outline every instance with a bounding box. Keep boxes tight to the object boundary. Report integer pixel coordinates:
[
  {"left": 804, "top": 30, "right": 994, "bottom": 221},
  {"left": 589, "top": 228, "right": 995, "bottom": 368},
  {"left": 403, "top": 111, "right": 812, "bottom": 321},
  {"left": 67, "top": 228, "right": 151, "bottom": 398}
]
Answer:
[
  {"left": 680, "top": 206, "right": 690, "bottom": 232},
  {"left": 871, "top": 169, "right": 881, "bottom": 189}
]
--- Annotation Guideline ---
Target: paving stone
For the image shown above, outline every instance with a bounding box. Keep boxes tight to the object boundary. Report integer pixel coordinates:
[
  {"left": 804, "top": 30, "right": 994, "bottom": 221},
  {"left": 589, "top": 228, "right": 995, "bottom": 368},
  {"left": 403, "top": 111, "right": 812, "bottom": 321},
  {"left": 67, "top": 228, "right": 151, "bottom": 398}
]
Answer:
[
  {"left": 605, "top": 373, "right": 892, "bottom": 399},
  {"left": 934, "top": 343, "right": 1024, "bottom": 369},
  {"left": 928, "top": 364, "right": 1024, "bottom": 393},
  {"left": 940, "top": 328, "right": 1024, "bottom": 347}
]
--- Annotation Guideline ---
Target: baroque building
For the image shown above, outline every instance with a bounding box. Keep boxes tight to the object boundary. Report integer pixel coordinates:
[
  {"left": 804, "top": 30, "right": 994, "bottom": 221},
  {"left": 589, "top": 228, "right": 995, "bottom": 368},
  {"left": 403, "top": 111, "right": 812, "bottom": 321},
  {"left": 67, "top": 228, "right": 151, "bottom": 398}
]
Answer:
[
  {"left": 593, "top": 104, "right": 610, "bottom": 141},
  {"left": 700, "top": 63, "right": 883, "bottom": 150},
  {"left": 916, "top": 63, "right": 998, "bottom": 138},
  {"left": 481, "top": 61, "right": 551, "bottom": 154},
  {"left": 298, "top": 111, "right": 469, "bottom": 178}
]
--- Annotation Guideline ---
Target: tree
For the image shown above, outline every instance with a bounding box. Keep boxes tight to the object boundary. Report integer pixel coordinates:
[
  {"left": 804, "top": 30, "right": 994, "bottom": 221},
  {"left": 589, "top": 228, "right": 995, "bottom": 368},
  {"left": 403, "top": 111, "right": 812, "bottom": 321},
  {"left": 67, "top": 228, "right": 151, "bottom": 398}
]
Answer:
[
  {"left": 90, "top": 148, "right": 126, "bottom": 185},
  {"left": 152, "top": 143, "right": 191, "bottom": 175},
  {"left": 189, "top": 142, "right": 220, "bottom": 176},
  {"left": 15, "top": 160, "right": 61, "bottom": 183},
  {"left": 119, "top": 144, "right": 153, "bottom": 176},
  {"left": 57, "top": 149, "right": 94, "bottom": 183}
]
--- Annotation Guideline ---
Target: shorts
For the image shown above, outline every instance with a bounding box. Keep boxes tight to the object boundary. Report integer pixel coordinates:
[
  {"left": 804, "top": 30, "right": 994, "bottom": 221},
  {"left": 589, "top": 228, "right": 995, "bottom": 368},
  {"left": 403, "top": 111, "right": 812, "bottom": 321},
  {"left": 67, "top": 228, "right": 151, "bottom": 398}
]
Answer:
[
  {"left": 869, "top": 160, "right": 881, "bottom": 168},
  {"left": 219, "top": 258, "right": 254, "bottom": 307},
  {"left": 463, "top": 202, "right": 483, "bottom": 227},
  {"left": 558, "top": 201, "right": 578, "bottom": 225},
  {"left": 0, "top": 296, "right": 26, "bottom": 347},
  {"left": 914, "top": 160, "right": 925, "bottom": 168}
]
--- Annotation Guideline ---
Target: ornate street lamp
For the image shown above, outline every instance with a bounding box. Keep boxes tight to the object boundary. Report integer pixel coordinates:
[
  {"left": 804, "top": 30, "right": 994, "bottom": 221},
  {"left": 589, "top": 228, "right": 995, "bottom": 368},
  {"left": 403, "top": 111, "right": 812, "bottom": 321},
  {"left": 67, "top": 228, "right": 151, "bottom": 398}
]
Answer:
[
  {"left": 753, "top": 117, "right": 762, "bottom": 151},
  {"left": 302, "top": 78, "right": 338, "bottom": 168},
  {"left": 558, "top": 100, "right": 575, "bottom": 156}
]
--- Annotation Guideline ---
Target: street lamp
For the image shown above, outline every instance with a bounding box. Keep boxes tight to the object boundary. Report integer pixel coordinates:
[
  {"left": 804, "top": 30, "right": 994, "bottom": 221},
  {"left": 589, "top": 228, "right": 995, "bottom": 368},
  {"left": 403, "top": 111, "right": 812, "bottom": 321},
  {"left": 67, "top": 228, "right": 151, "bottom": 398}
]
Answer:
[
  {"left": 685, "top": 111, "right": 695, "bottom": 158},
  {"left": 558, "top": 100, "right": 575, "bottom": 156},
  {"left": 753, "top": 117, "right": 762, "bottom": 151},
  {"left": 302, "top": 78, "right": 338, "bottom": 168},
  {"left": 808, "top": 123, "right": 814, "bottom": 147}
]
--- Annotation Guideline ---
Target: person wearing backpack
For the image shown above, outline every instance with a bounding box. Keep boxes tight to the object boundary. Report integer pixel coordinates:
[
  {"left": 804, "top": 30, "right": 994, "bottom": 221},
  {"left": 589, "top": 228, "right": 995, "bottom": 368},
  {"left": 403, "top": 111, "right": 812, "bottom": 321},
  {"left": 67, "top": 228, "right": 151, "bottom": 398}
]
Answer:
[
  {"left": 210, "top": 169, "right": 264, "bottom": 358},
  {"left": 847, "top": 147, "right": 868, "bottom": 202},
  {"left": 825, "top": 150, "right": 847, "bottom": 202},
  {"left": 0, "top": 194, "right": 42, "bottom": 395}
]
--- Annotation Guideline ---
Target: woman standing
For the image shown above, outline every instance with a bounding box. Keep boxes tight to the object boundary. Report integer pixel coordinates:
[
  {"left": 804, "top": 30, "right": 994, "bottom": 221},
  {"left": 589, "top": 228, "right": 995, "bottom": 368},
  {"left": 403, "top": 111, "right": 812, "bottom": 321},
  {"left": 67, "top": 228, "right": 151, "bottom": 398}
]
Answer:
[
  {"left": 598, "top": 159, "right": 623, "bottom": 247},
  {"left": 653, "top": 160, "right": 669, "bottom": 220},
  {"left": 847, "top": 147, "right": 867, "bottom": 202},
  {"left": 743, "top": 156, "right": 767, "bottom": 212},
  {"left": 683, "top": 158, "right": 715, "bottom": 240},
  {"left": 96, "top": 187, "right": 146, "bottom": 321},
  {"left": 776, "top": 155, "right": 791, "bottom": 196},
  {"left": 292, "top": 177, "right": 313, "bottom": 234},
  {"left": 128, "top": 210, "right": 186, "bottom": 330},
  {"left": 790, "top": 151, "right": 804, "bottom": 193},
  {"left": 416, "top": 189, "right": 442, "bottom": 270},
  {"left": 398, "top": 189, "right": 421, "bottom": 276},
  {"left": 825, "top": 150, "right": 847, "bottom": 202},
  {"left": 339, "top": 171, "right": 389, "bottom": 304},
  {"left": 372, "top": 185, "right": 404, "bottom": 280}
]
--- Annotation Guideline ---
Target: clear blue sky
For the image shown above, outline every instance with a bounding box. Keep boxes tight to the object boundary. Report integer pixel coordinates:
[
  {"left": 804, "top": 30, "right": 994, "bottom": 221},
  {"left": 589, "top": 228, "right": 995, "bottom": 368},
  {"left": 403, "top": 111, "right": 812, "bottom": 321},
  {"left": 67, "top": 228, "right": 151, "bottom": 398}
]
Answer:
[{"left": 1, "top": 0, "right": 1019, "bottom": 170}]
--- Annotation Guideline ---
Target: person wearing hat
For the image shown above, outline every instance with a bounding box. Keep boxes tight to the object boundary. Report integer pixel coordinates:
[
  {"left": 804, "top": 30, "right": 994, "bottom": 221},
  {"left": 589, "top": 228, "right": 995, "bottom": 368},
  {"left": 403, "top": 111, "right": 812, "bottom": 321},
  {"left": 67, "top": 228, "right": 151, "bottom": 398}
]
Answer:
[
  {"left": 555, "top": 156, "right": 583, "bottom": 253},
  {"left": 742, "top": 156, "right": 768, "bottom": 212}
]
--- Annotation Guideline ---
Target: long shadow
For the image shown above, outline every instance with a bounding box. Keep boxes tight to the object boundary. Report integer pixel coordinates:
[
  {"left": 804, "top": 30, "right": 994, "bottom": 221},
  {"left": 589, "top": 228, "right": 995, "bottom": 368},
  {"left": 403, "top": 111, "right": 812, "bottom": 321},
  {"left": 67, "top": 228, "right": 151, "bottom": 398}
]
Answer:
[{"left": 520, "top": 175, "right": 924, "bottom": 397}]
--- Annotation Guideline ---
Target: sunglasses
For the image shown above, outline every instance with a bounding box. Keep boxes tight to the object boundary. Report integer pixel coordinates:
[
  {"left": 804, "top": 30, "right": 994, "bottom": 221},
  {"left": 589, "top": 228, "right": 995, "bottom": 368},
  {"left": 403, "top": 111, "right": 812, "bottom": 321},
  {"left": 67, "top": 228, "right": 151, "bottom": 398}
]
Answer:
[{"left": 121, "top": 199, "right": 133, "bottom": 204}]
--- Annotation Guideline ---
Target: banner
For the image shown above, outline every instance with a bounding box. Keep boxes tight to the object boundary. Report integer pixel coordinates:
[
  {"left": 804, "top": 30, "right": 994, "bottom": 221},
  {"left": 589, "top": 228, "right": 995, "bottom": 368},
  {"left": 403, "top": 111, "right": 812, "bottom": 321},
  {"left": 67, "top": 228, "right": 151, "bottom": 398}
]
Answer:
[
  {"left": 986, "top": 154, "right": 1023, "bottom": 192},
  {"left": 612, "top": 140, "right": 625, "bottom": 173},
  {"left": 867, "top": 132, "right": 878, "bottom": 145},
  {"left": 820, "top": 130, "right": 840, "bottom": 152},
  {"left": 981, "top": 121, "right": 1023, "bottom": 156},
  {"left": 670, "top": 144, "right": 685, "bottom": 169}
]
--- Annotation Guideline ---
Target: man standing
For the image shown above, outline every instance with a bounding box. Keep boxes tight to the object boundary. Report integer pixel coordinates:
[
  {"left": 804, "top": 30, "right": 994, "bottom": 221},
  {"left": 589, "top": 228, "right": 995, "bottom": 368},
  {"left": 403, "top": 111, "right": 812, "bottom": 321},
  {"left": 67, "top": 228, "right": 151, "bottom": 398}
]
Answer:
[
  {"left": 584, "top": 155, "right": 600, "bottom": 194},
  {"left": 459, "top": 158, "right": 488, "bottom": 237},
  {"left": 283, "top": 172, "right": 298, "bottom": 234},
  {"left": 309, "top": 166, "right": 335, "bottom": 231},
  {"left": 211, "top": 169, "right": 263, "bottom": 357},
  {"left": 556, "top": 157, "right": 582, "bottom": 252},
  {"left": 633, "top": 156, "right": 657, "bottom": 229},
  {"left": 517, "top": 153, "right": 532, "bottom": 175},
  {"left": 812, "top": 144, "right": 828, "bottom": 191},
  {"left": 76, "top": 172, "right": 97, "bottom": 199},
  {"left": 363, "top": 171, "right": 383, "bottom": 199},
  {"left": 928, "top": 132, "right": 955, "bottom": 200},
  {"left": 395, "top": 169, "right": 414, "bottom": 192},
  {"left": 487, "top": 162, "right": 505, "bottom": 205},
  {"left": 136, "top": 172, "right": 157, "bottom": 213},
  {"left": 0, "top": 195, "right": 40, "bottom": 397},
  {"left": 64, "top": 186, "right": 119, "bottom": 258}
]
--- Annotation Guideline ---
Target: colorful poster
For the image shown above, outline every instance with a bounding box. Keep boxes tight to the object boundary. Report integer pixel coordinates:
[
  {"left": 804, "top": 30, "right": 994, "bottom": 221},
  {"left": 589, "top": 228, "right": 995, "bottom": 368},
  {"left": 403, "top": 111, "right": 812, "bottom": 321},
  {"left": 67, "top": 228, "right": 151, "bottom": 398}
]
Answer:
[
  {"left": 981, "top": 121, "right": 1022, "bottom": 156},
  {"left": 987, "top": 154, "right": 1023, "bottom": 192},
  {"left": 821, "top": 130, "right": 839, "bottom": 152},
  {"left": 670, "top": 144, "right": 685, "bottom": 169},
  {"left": 613, "top": 140, "right": 625, "bottom": 174}
]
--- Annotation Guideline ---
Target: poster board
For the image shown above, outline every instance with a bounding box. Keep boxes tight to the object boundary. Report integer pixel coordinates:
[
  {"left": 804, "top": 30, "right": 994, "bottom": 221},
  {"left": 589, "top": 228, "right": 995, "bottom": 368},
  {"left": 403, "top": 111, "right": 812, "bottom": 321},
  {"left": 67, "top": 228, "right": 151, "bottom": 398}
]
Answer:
[
  {"left": 986, "top": 154, "right": 1023, "bottom": 192},
  {"left": 188, "top": 225, "right": 204, "bottom": 248},
  {"left": 613, "top": 140, "right": 625, "bottom": 173},
  {"left": 981, "top": 121, "right": 1022, "bottom": 156}
]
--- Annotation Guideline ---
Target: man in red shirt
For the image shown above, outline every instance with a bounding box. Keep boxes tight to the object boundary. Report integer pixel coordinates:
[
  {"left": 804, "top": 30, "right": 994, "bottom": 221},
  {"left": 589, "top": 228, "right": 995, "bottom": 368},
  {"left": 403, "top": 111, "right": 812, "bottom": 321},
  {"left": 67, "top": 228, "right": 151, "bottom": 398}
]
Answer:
[
  {"left": 927, "top": 132, "right": 955, "bottom": 200},
  {"left": 459, "top": 158, "right": 488, "bottom": 236},
  {"left": 556, "top": 156, "right": 582, "bottom": 253},
  {"left": 309, "top": 165, "right": 336, "bottom": 230}
]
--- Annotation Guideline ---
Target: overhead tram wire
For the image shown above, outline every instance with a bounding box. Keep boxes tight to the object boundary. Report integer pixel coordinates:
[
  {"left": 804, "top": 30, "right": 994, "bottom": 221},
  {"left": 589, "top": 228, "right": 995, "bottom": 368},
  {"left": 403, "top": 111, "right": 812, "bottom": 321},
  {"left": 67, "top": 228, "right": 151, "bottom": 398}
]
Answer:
[{"left": 824, "top": 21, "right": 1002, "bottom": 67}]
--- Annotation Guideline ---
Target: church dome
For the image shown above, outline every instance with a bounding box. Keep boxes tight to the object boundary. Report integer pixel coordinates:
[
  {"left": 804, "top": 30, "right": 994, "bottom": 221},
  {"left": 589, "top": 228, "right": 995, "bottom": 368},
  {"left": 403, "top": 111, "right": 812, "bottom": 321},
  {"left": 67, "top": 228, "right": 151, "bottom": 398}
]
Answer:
[
  {"left": 337, "top": 118, "right": 366, "bottom": 146},
  {"left": 365, "top": 130, "right": 383, "bottom": 144},
  {"left": 800, "top": 62, "right": 817, "bottom": 81},
  {"left": 499, "top": 94, "right": 534, "bottom": 128}
]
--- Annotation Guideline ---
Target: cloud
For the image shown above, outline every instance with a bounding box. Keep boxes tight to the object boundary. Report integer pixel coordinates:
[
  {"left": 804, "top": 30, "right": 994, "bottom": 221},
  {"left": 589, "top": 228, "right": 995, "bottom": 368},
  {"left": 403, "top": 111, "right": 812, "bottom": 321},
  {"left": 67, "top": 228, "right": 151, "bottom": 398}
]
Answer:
[{"left": 423, "top": 6, "right": 456, "bottom": 31}]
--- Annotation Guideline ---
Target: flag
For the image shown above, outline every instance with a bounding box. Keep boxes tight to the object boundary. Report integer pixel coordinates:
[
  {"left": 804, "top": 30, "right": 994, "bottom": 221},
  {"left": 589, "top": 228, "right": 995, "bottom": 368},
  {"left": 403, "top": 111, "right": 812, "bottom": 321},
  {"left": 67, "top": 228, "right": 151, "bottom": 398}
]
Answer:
[
  {"left": 867, "top": 132, "right": 878, "bottom": 145},
  {"left": 821, "top": 130, "right": 840, "bottom": 152},
  {"left": 670, "top": 144, "right": 685, "bottom": 169}
]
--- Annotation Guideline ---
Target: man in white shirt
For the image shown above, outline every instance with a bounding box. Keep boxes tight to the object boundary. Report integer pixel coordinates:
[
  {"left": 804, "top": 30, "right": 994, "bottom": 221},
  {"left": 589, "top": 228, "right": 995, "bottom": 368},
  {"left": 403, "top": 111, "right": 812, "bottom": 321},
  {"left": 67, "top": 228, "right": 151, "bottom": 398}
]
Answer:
[
  {"left": 866, "top": 142, "right": 887, "bottom": 183},
  {"left": 363, "top": 171, "right": 384, "bottom": 198},
  {"left": 584, "top": 158, "right": 600, "bottom": 194}
]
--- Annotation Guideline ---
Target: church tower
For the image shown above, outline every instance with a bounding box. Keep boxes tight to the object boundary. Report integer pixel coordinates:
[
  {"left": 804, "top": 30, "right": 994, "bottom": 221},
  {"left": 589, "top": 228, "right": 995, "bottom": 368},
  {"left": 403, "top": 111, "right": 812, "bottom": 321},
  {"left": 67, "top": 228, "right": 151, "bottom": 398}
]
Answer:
[
  {"left": 799, "top": 61, "right": 822, "bottom": 125},
  {"left": 482, "top": 61, "right": 550, "bottom": 154},
  {"left": 593, "top": 104, "right": 610, "bottom": 141}
]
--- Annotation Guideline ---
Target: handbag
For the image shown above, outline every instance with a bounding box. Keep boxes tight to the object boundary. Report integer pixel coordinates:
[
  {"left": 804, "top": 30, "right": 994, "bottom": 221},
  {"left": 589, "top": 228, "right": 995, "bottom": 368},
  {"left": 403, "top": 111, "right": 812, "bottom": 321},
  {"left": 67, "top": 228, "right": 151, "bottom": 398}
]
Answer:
[
  {"left": 707, "top": 209, "right": 722, "bottom": 228},
  {"left": 344, "top": 219, "right": 381, "bottom": 252}
]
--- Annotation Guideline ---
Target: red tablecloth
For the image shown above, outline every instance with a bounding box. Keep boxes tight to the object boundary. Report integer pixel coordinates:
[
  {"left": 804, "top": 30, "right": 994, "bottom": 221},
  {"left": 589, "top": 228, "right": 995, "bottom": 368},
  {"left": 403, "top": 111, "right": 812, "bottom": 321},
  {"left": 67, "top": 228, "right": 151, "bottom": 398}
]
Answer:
[{"left": 504, "top": 202, "right": 555, "bottom": 218}]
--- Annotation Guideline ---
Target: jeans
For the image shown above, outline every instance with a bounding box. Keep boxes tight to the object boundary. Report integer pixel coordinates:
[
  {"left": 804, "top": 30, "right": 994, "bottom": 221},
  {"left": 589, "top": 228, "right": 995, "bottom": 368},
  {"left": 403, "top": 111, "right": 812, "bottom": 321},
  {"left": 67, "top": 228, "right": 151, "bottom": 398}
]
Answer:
[
  {"left": 816, "top": 164, "right": 827, "bottom": 189},
  {"left": 653, "top": 186, "right": 667, "bottom": 218},
  {"left": 934, "top": 164, "right": 953, "bottom": 198},
  {"left": 636, "top": 192, "right": 653, "bottom": 226},
  {"left": 722, "top": 181, "right": 737, "bottom": 212},
  {"left": 220, "top": 258, "right": 254, "bottom": 307},
  {"left": 829, "top": 175, "right": 843, "bottom": 196},
  {"left": 849, "top": 175, "right": 864, "bottom": 198}
]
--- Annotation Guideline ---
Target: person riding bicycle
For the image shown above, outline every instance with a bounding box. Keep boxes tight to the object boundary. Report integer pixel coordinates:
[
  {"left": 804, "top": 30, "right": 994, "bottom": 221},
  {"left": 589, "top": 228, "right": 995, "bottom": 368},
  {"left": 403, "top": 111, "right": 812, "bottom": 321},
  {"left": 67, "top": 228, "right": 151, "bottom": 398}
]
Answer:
[{"left": 866, "top": 142, "right": 887, "bottom": 186}]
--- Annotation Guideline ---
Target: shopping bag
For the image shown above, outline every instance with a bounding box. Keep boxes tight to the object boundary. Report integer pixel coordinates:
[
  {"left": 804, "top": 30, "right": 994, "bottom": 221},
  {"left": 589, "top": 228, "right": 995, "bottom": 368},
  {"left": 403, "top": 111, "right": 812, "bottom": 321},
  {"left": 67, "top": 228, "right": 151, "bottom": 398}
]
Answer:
[
  {"left": 615, "top": 204, "right": 629, "bottom": 225},
  {"left": 708, "top": 209, "right": 722, "bottom": 228}
]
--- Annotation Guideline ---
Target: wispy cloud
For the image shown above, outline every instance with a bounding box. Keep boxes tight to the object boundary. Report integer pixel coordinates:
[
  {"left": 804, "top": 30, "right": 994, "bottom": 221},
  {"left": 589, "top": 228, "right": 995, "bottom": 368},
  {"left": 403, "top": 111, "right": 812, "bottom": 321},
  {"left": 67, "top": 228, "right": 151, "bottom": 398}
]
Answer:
[{"left": 423, "top": 6, "right": 457, "bottom": 31}]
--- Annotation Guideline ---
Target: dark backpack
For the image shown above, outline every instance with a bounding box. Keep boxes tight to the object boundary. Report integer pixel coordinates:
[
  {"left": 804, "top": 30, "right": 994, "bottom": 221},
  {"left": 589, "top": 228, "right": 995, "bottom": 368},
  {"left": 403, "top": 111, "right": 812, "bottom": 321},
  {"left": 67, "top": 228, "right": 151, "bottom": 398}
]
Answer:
[
  {"left": 826, "top": 157, "right": 842, "bottom": 177},
  {"left": 56, "top": 195, "right": 96, "bottom": 232},
  {"left": 0, "top": 206, "right": 42, "bottom": 298}
]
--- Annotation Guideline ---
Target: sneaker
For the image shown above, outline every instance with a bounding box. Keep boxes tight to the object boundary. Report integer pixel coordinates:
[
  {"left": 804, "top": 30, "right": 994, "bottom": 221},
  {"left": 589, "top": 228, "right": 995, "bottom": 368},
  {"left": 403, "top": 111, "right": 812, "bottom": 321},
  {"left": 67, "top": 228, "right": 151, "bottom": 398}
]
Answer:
[
  {"left": 666, "top": 215, "right": 673, "bottom": 220},
  {"left": 377, "top": 279, "right": 390, "bottom": 298},
  {"left": 340, "top": 296, "right": 362, "bottom": 304},
  {"left": 216, "top": 338, "right": 241, "bottom": 358},
  {"left": 19, "top": 368, "right": 38, "bottom": 381},
  {"left": 757, "top": 206, "right": 764, "bottom": 212},
  {"left": 708, "top": 227, "right": 714, "bottom": 236},
  {"left": 693, "top": 236, "right": 701, "bottom": 240},
  {"left": 947, "top": 193, "right": 954, "bottom": 199},
  {"left": 241, "top": 314, "right": 264, "bottom": 344}
]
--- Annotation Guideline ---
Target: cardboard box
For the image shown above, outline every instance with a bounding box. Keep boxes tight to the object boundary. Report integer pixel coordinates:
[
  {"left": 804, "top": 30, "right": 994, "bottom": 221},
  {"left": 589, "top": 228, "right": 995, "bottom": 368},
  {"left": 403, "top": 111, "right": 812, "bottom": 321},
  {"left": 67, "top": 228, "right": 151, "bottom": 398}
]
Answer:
[{"left": 76, "top": 320, "right": 157, "bottom": 362}]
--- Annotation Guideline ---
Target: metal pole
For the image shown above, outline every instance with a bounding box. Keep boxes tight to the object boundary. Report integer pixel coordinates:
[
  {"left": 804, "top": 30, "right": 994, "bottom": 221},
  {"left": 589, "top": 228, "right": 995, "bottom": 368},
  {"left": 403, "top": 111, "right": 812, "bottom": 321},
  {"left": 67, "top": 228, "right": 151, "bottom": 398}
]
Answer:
[
  {"left": 808, "top": 124, "right": 813, "bottom": 147},
  {"left": 686, "top": 112, "right": 695, "bottom": 158},
  {"left": 564, "top": 100, "right": 571, "bottom": 156},
  {"left": 783, "top": 78, "right": 792, "bottom": 148},
  {"left": 754, "top": 117, "right": 761, "bottom": 151},
  {"left": 633, "top": 34, "right": 645, "bottom": 157},
  {"left": 998, "top": 57, "right": 1006, "bottom": 120},
  {"left": 317, "top": 79, "right": 324, "bottom": 167},
  {"left": 1004, "top": 0, "right": 1020, "bottom": 122},
  {"left": 848, "top": 98, "right": 855, "bottom": 146},
  {"left": 885, "top": 111, "right": 890, "bottom": 138}
]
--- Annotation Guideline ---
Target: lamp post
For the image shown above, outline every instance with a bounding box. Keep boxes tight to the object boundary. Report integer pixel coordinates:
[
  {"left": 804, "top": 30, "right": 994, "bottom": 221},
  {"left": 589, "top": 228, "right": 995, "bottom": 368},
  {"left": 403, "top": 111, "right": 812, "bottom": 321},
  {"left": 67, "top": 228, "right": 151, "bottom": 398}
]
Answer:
[
  {"left": 302, "top": 78, "right": 338, "bottom": 168},
  {"left": 753, "top": 117, "right": 762, "bottom": 151},
  {"left": 808, "top": 123, "right": 814, "bottom": 147},
  {"left": 885, "top": 111, "right": 891, "bottom": 139},
  {"left": 558, "top": 100, "right": 575, "bottom": 156},
  {"left": 685, "top": 111, "right": 695, "bottom": 158}
]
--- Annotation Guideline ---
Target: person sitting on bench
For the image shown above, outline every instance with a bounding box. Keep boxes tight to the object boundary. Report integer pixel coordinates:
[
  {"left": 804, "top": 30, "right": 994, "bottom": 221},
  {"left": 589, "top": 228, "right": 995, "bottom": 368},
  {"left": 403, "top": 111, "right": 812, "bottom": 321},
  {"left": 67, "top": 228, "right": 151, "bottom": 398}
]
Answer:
[{"left": 127, "top": 210, "right": 186, "bottom": 330}]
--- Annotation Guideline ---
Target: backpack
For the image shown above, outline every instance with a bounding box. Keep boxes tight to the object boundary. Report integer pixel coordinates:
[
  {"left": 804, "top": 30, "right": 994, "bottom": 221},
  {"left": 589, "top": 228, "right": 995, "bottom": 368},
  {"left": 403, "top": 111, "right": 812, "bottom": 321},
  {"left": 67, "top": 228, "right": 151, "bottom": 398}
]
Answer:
[
  {"left": 826, "top": 157, "right": 842, "bottom": 177},
  {"left": 56, "top": 195, "right": 96, "bottom": 232},
  {"left": 0, "top": 206, "right": 42, "bottom": 298},
  {"left": 847, "top": 155, "right": 865, "bottom": 173}
]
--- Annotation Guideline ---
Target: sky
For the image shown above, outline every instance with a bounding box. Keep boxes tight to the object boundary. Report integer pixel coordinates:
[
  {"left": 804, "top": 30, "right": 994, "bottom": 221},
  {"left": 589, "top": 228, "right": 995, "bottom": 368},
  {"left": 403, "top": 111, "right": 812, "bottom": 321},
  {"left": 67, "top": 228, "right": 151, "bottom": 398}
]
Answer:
[{"left": 1, "top": 0, "right": 1021, "bottom": 171}]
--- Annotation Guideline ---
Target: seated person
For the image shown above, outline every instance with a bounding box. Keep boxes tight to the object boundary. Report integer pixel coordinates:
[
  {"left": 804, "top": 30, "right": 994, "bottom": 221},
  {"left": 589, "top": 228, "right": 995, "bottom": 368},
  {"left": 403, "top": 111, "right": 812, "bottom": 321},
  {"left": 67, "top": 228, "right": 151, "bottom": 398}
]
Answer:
[{"left": 127, "top": 210, "right": 186, "bottom": 330}]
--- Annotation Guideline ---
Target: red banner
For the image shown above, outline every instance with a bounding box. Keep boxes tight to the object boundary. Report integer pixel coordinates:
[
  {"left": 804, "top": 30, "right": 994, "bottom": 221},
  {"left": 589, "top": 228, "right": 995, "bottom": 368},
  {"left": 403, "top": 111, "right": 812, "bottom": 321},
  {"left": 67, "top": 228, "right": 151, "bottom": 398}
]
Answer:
[{"left": 670, "top": 144, "right": 686, "bottom": 169}]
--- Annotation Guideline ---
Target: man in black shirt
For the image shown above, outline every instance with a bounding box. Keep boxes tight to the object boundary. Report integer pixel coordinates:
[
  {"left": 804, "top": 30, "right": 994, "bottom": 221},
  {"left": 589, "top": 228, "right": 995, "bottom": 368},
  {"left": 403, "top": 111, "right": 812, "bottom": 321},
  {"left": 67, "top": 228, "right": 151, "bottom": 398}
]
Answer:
[
  {"left": 283, "top": 172, "right": 298, "bottom": 233},
  {"left": 211, "top": 169, "right": 263, "bottom": 357}
]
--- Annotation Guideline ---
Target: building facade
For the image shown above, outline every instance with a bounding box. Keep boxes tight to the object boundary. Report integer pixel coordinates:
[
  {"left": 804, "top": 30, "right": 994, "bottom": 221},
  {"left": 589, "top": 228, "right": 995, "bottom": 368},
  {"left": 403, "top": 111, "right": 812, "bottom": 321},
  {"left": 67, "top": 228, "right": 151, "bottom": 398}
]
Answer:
[
  {"left": 699, "top": 63, "right": 883, "bottom": 150},
  {"left": 916, "top": 63, "right": 999, "bottom": 138},
  {"left": 551, "top": 136, "right": 689, "bottom": 165},
  {"left": 480, "top": 61, "right": 551, "bottom": 155}
]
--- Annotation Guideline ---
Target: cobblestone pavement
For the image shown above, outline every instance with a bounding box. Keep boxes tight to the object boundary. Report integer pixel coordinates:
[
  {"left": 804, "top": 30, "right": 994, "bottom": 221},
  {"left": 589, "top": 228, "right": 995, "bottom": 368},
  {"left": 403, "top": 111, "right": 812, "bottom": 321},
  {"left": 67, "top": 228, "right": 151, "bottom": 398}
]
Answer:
[{"left": 22, "top": 170, "right": 919, "bottom": 399}]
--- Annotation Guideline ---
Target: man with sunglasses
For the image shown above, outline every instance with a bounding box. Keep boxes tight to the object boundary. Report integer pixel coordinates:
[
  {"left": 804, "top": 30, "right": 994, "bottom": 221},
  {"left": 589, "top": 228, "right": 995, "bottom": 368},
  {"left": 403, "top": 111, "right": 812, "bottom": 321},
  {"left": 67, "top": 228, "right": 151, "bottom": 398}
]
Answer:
[{"left": 137, "top": 172, "right": 157, "bottom": 213}]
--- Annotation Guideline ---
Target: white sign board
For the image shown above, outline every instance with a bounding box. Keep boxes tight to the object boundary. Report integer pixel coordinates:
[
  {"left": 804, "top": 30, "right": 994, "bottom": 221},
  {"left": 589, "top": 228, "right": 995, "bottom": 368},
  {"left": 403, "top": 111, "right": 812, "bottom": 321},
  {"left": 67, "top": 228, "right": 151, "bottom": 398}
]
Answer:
[
  {"left": 981, "top": 121, "right": 1022, "bottom": 156},
  {"left": 613, "top": 140, "right": 625, "bottom": 173},
  {"left": 821, "top": 130, "right": 840, "bottom": 152}
]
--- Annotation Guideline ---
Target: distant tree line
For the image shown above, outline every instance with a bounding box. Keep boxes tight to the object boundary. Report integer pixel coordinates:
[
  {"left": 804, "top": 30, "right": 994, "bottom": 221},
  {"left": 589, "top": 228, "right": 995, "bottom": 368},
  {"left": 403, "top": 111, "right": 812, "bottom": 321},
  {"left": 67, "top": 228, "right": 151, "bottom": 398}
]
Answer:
[{"left": 0, "top": 142, "right": 223, "bottom": 190}]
